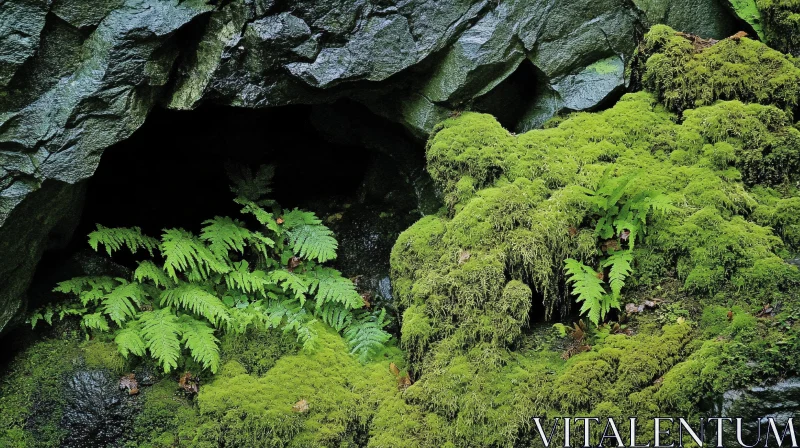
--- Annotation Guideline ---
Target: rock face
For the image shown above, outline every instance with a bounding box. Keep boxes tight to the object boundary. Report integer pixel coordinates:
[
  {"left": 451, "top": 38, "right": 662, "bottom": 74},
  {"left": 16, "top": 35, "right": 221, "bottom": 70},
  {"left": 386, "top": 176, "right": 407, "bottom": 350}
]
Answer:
[{"left": 0, "top": 0, "right": 743, "bottom": 332}]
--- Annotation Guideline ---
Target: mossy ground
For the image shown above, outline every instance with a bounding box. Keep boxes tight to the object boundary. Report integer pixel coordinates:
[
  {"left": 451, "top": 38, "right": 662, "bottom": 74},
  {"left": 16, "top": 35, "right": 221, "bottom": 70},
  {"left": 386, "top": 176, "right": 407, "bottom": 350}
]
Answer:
[{"left": 4, "top": 20, "right": 800, "bottom": 448}]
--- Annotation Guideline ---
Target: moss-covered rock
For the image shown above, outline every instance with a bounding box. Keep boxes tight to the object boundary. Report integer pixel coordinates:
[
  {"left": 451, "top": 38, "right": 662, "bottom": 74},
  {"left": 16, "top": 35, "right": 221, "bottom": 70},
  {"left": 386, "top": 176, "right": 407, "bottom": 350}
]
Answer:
[
  {"left": 757, "top": 0, "right": 800, "bottom": 55},
  {"left": 640, "top": 24, "right": 800, "bottom": 114}
]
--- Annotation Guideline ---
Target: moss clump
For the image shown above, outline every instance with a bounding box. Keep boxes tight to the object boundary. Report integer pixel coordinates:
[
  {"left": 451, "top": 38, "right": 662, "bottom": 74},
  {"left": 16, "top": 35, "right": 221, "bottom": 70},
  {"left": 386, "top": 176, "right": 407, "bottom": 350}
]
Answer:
[
  {"left": 640, "top": 24, "right": 800, "bottom": 114},
  {"left": 757, "top": 0, "right": 800, "bottom": 55},
  {"left": 0, "top": 338, "right": 80, "bottom": 447},
  {"left": 192, "top": 323, "right": 406, "bottom": 447}
]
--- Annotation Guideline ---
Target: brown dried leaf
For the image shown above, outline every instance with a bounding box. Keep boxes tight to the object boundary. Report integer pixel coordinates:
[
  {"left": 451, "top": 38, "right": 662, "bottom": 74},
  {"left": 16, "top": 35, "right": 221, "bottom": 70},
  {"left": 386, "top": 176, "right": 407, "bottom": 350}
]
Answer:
[
  {"left": 179, "top": 372, "right": 200, "bottom": 395},
  {"left": 119, "top": 373, "right": 139, "bottom": 396},
  {"left": 625, "top": 303, "right": 639, "bottom": 314},
  {"left": 287, "top": 256, "right": 302, "bottom": 272},
  {"left": 397, "top": 375, "right": 412, "bottom": 391},
  {"left": 727, "top": 310, "right": 734, "bottom": 322},
  {"left": 458, "top": 250, "right": 471, "bottom": 265},
  {"left": 292, "top": 399, "right": 309, "bottom": 413},
  {"left": 389, "top": 362, "right": 400, "bottom": 377},
  {"left": 277, "top": 217, "right": 284, "bottom": 225}
]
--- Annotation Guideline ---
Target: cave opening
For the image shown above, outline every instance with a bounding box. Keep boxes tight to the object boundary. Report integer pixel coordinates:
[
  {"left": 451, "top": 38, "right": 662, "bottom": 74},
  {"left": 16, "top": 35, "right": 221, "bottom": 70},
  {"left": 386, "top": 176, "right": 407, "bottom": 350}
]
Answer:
[{"left": 27, "top": 100, "right": 438, "bottom": 333}]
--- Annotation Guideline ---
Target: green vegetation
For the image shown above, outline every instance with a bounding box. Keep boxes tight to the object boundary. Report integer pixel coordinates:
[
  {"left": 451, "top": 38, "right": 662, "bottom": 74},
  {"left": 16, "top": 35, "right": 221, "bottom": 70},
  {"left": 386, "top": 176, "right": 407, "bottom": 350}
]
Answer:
[
  {"left": 757, "top": 0, "right": 800, "bottom": 55},
  {"left": 31, "top": 167, "right": 391, "bottom": 373},
  {"left": 640, "top": 24, "right": 800, "bottom": 114}
]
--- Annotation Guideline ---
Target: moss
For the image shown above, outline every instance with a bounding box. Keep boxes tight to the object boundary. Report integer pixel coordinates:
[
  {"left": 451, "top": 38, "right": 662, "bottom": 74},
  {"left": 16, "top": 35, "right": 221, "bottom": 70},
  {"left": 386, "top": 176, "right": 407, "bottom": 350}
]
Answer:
[
  {"left": 757, "top": 0, "right": 800, "bottom": 56},
  {"left": 81, "top": 339, "right": 127, "bottom": 374},
  {"left": 641, "top": 24, "right": 800, "bottom": 114},
  {"left": 218, "top": 327, "right": 299, "bottom": 376},
  {"left": 0, "top": 338, "right": 81, "bottom": 447},
  {"left": 127, "top": 379, "right": 197, "bottom": 448},
  {"left": 729, "top": 0, "right": 767, "bottom": 41},
  {"left": 193, "top": 323, "right": 406, "bottom": 447}
]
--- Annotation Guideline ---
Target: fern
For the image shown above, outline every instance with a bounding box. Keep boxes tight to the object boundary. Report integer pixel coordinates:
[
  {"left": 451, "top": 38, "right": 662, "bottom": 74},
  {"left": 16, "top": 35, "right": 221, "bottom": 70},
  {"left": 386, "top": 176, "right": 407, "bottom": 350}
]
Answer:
[
  {"left": 160, "top": 284, "right": 230, "bottom": 327},
  {"left": 139, "top": 309, "right": 182, "bottom": 373},
  {"left": 82, "top": 312, "right": 110, "bottom": 332},
  {"left": 283, "top": 209, "right": 338, "bottom": 262},
  {"left": 161, "top": 229, "right": 230, "bottom": 280},
  {"left": 115, "top": 326, "right": 147, "bottom": 358},
  {"left": 88, "top": 225, "right": 159, "bottom": 256},
  {"left": 201, "top": 216, "right": 253, "bottom": 259},
  {"left": 564, "top": 259, "right": 607, "bottom": 325},
  {"left": 102, "top": 280, "right": 146, "bottom": 325},
  {"left": 224, "top": 261, "right": 271, "bottom": 296},
  {"left": 602, "top": 251, "right": 633, "bottom": 299},
  {"left": 134, "top": 261, "right": 173, "bottom": 288},
  {"left": 227, "top": 163, "right": 276, "bottom": 205},
  {"left": 268, "top": 269, "right": 309, "bottom": 303},
  {"left": 38, "top": 172, "right": 392, "bottom": 372},
  {"left": 306, "top": 266, "right": 364, "bottom": 310},
  {"left": 179, "top": 316, "right": 221, "bottom": 373},
  {"left": 344, "top": 310, "right": 392, "bottom": 363}
]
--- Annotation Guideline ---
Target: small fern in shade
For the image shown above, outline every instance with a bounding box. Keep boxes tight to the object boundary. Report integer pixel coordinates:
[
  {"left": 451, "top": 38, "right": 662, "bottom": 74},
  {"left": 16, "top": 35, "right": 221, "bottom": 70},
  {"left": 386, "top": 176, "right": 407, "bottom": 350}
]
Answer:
[{"left": 31, "top": 165, "right": 391, "bottom": 373}]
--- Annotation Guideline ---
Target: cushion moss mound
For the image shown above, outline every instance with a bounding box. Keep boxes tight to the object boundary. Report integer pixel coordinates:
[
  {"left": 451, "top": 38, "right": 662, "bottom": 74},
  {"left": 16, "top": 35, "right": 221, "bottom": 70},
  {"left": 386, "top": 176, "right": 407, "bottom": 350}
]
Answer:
[
  {"left": 640, "top": 24, "right": 800, "bottom": 114},
  {"left": 387, "top": 91, "right": 800, "bottom": 446}
]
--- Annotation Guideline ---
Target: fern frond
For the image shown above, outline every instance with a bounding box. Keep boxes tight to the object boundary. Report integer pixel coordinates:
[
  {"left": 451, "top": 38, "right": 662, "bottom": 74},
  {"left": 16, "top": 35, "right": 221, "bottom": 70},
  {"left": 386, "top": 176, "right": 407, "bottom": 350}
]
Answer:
[
  {"left": 81, "top": 312, "right": 110, "bottom": 332},
  {"left": 236, "top": 199, "right": 282, "bottom": 234},
  {"left": 267, "top": 270, "right": 309, "bottom": 303},
  {"left": 160, "top": 284, "right": 230, "bottom": 327},
  {"left": 224, "top": 261, "right": 271, "bottom": 297},
  {"left": 115, "top": 325, "right": 147, "bottom": 358},
  {"left": 54, "top": 276, "right": 117, "bottom": 305},
  {"left": 160, "top": 229, "right": 230, "bottom": 281},
  {"left": 139, "top": 308, "right": 182, "bottom": 373},
  {"left": 179, "top": 316, "right": 221, "bottom": 373},
  {"left": 102, "top": 280, "right": 147, "bottom": 326},
  {"left": 227, "top": 163, "right": 275, "bottom": 204},
  {"left": 88, "top": 225, "right": 159, "bottom": 256},
  {"left": 564, "top": 258, "right": 606, "bottom": 326},
  {"left": 200, "top": 216, "right": 253, "bottom": 259},
  {"left": 345, "top": 310, "right": 392, "bottom": 362},
  {"left": 283, "top": 209, "right": 338, "bottom": 262},
  {"left": 134, "top": 261, "right": 173, "bottom": 288},
  {"left": 306, "top": 267, "right": 363, "bottom": 310},
  {"left": 602, "top": 251, "right": 634, "bottom": 298},
  {"left": 318, "top": 302, "right": 353, "bottom": 331}
]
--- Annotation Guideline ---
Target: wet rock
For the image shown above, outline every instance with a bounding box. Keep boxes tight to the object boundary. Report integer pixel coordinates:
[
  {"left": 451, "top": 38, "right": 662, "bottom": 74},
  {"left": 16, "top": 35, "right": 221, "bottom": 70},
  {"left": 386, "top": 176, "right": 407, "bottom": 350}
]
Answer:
[
  {"left": 61, "top": 369, "right": 139, "bottom": 448},
  {"left": 633, "top": 0, "right": 742, "bottom": 39},
  {"left": 702, "top": 378, "right": 800, "bottom": 445}
]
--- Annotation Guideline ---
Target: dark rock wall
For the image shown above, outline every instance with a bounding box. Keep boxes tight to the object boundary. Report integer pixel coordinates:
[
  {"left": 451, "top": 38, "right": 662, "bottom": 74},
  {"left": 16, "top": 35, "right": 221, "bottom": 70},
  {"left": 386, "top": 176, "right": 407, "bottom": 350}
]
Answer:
[{"left": 0, "top": 0, "right": 743, "bottom": 332}]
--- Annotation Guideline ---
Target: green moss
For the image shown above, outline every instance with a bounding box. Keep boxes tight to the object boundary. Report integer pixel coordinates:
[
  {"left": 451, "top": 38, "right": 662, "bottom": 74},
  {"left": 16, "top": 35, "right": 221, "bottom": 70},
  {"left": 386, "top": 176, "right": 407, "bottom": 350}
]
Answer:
[
  {"left": 81, "top": 339, "right": 127, "bottom": 374},
  {"left": 127, "top": 379, "right": 198, "bottom": 448},
  {"left": 0, "top": 338, "right": 81, "bottom": 447},
  {"left": 193, "top": 323, "right": 405, "bottom": 447},
  {"left": 729, "top": 0, "right": 767, "bottom": 41},
  {"left": 757, "top": 0, "right": 800, "bottom": 55},
  {"left": 641, "top": 24, "right": 800, "bottom": 114}
]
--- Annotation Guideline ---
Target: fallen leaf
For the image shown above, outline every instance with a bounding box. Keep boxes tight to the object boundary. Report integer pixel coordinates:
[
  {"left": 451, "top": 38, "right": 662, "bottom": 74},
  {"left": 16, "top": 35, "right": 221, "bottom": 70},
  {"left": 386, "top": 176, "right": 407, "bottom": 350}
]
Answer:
[
  {"left": 619, "top": 230, "right": 631, "bottom": 241},
  {"left": 458, "top": 250, "right": 471, "bottom": 265},
  {"left": 644, "top": 300, "right": 657, "bottom": 309},
  {"left": 397, "top": 375, "right": 412, "bottom": 391},
  {"left": 287, "top": 256, "right": 301, "bottom": 272},
  {"left": 119, "top": 373, "right": 138, "bottom": 396},
  {"left": 292, "top": 399, "right": 309, "bottom": 413},
  {"left": 277, "top": 217, "right": 284, "bottom": 225},
  {"left": 727, "top": 310, "right": 734, "bottom": 322},
  {"left": 361, "top": 293, "right": 372, "bottom": 309},
  {"left": 625, "top": 303, "right": 639, "bottom": 314},
  {"left": 179, "top": 372, "right": 200, "bottom": 395},
  {"left": 389, "top": 362, "right": 400, "bottom": 377}
]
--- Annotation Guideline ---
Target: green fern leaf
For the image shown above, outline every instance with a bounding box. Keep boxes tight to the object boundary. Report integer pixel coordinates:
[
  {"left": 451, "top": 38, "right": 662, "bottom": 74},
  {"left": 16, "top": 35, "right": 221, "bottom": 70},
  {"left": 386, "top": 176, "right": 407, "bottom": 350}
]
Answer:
[
  {"left": 179, "top": 316, "right": 221, "bottom": 373},
  {"left": 224, "top": 261, "right": 271, "bottom": 297},
  {"left": 305, "top": 267, "right": 363, "bottom": 310},
  {"left": 283, "top": 209, "right": 338, "bottom": 262},
  {"left": 54, "top": 276, "right": 117, "bottom": 306},
  {"left": 81, "top": 312, "right": 110, "bottom": 332},
  {"left": 139, "top": 309, "right": 182, "bottom": 373},
  {"left": 115, "top": 326, "right": 147, "bottom": 358},
  {"left": 102, "top": 280, "right": 147, "bottom": 325},
  {"left": 88, "top": 225, "right": 159, "bottom": 256},
  {"left": 200, "top": 216, "right": 253, "bottom": 259},
  {"left": 345, "top": 310, "right": 392, "bottom": 362},
  {"left": 160, "top": 284, "right": 230, "bottom": 327},
  {"left": 227, "top": 163, "right": 275, "bottom": 204},
  {"left": 236, "top": 199, "right": 282, "bottom": 234},
  {"left": 160, "top": 229, "right": 230, "bottom": 281},
  {"left": 564, "top": 258, "right": 606, "bottom": 326},
  {"left": 318, "top": 302, "right": 353, "bottom": 331},
  {"left": 602, "top": 251, "right": 634, "bottom": 298},
  {"left": 267, "top": 270, "right": 309, "bottom": 303},
  {"left": 134, "top": 261, "right": 173, "bottom": 288}
]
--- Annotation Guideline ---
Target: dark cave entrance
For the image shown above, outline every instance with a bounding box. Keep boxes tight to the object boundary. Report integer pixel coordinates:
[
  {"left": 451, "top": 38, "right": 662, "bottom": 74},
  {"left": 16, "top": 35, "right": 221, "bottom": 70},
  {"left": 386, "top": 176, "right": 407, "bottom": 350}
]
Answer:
[{"left": 28, "top": 101, "right": 439, "bottom": 335}]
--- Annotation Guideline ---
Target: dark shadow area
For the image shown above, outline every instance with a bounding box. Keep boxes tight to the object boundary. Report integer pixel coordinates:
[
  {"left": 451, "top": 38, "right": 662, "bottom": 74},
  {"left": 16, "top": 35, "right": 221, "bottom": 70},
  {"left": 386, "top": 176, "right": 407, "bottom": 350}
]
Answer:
[{"left": 472, "top": 59, "right": 539, "bottom": 131}]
